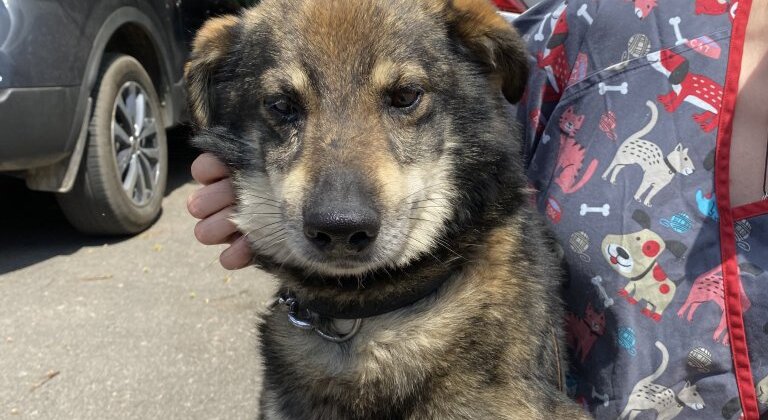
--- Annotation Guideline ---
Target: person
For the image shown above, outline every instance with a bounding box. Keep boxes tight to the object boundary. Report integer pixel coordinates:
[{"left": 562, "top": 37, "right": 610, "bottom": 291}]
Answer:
[{"left": 187, "top": 0, "right": 768, "bottom": 418}]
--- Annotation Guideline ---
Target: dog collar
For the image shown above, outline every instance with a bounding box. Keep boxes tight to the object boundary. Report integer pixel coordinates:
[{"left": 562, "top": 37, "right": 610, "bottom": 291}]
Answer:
[
  {"left": 274, "top": 270, "right": 454, "bottom": 343},
  {"left": 628, "top": 261, "right": 657, "bottom": 281},
  {"left": 663, "top": 156, "right": 676, "bottom": 174},
  {"left": 301, "top": 269, "right": 453, "bottom": 319},
  {"left": 275, "top": 293, "right": 363, "bottom": 343}
]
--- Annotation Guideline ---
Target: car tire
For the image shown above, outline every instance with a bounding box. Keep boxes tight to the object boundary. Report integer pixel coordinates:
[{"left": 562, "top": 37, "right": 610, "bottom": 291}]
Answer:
[{"left": 58, "top": 54, "right": 168, "bottom": 235}]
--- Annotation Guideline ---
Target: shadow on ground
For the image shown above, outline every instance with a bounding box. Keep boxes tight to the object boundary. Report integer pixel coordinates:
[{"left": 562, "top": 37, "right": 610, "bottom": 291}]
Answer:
[{"left": 0, "top": 126, "right": 198, "bottom": 275}]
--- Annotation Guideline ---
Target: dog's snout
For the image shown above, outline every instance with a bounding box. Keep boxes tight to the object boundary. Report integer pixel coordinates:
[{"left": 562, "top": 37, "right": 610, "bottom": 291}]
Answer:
[
  {"left": 303, "top": 170, "right": 381, "bottom": 256},
  {"left": 616, "top": 247, "right": 630, "bottom": 259},
  {"left": 303, "top": 207, "right": 380, "bottom": 253}
]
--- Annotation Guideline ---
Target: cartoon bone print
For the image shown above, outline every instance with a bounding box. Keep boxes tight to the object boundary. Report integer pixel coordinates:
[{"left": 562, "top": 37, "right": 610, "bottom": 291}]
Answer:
[
  {"left": 536, "top": 3, "right": 567, "bottom": 42},
  {"left": 678, "top": 262, "right": 760, "bottom": 345},
  {"left": 668, "top": 17, "right": 688, "bottom": 46},
  {"left": 649, "top": 49, "right": 724, "bottom": 132},
  {"left": 576, "top": 4, "right": 593, "bottom": 25},
  {"left": 618, "top": 341, "right": 705, "bottom": 419},
  {"left": 602, "top": 101, "right": 695, "bottom": 207},
  {"left": 591, "top": 275, "right": 614, "bottom": 307},
  {"left": 533, "top": 12, "right": 552, "bottom": 41},
  {"left": 580, "top": 203, "right": 610, "bottom": 217},
  {"left": 598, "top": 82, "right": 628, "bottom": 95},
  {"left": 591, "top": 387, "right": 609, "bottom": 407},
  {"left": 601, "top": 210, "right": 687, "bottom": 322}
]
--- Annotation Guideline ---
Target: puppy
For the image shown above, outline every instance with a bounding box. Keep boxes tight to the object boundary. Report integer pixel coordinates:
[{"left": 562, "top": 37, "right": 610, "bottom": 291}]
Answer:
[
  {"left": 601, "top": 210, "right": 687, "bottom": 322},
  {"left": 186, "top": 0, "right": 590, "bottom": 418}
]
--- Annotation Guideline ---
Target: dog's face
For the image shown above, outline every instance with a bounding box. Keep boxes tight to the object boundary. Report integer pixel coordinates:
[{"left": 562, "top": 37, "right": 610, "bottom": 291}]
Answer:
[
  {"left": 186, "top": 0, "right": 528, "bottom": 277},
  {"left": 601, "top": 229, "right": 666, "bottom": 278}
]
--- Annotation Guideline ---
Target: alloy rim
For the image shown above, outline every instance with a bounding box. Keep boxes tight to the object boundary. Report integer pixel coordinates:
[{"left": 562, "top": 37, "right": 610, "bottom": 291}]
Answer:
[{"left": 111, "top": 81, "right": 161, "bottom": 207}]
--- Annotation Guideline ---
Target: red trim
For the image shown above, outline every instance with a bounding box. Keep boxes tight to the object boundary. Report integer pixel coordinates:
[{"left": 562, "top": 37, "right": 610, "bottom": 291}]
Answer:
[
  {"left": 733, "top": 200, "right": 768, "bottom": 221},
  {"left": 715, "top": 0, "right": 759, "bottom": 418}
]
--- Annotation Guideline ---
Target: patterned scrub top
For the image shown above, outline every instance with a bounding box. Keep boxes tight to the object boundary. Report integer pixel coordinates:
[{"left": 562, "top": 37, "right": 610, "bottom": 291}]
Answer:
[{"left": 513, "top": 0, "right": 767, "bottom": 418}]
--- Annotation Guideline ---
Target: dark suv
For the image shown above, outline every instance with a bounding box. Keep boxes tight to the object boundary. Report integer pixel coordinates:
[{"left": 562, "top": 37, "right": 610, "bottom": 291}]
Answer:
[{"left": 0, "top": 1, "right": 251, "bottom": 235}]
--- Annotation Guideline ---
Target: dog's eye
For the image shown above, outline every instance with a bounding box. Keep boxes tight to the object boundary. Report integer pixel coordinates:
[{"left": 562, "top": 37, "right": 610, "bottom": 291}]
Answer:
[
  {"left": 389, "top": 87, "right": 422, "bottom": 109},
  {"left": 265, "top": 96, "right": 301, "bottom": 122}
]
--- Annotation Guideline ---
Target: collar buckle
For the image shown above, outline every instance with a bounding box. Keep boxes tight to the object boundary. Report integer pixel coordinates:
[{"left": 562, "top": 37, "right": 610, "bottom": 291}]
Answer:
[{"left": 276, "top": 293, "right": 362, "bottom": 343}]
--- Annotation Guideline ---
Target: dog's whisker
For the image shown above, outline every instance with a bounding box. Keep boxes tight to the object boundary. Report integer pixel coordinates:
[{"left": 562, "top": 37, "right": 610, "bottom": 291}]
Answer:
[
  {"left": 238, "top": 192, "right": 281, "bottom": 204},
  {"left": 403, "top": 233, "right": 447, "bottom": 268},
  {"left": 406, "top": 197, "right": 452, "bottom": 206},
  {"left": 254, "top": 228, "right": 287, "bottom": 245},
  {"left": 241, "top": 221, "right": 284, "bottom": 240},
  {"left": 261, "top": 236, "right": 289, "bottom": 254},
  {"left": 397, "top": 182, "right": 451, "bottom": 204},
  {"left": 409, "top": 225, "right": 465, "bottom": 261},
  {"left": 409, "top": 205, "right": 448, "bottom": 210},
  {"left": 239, "top": 201, "right": 282, "bottom": 209},
  {"left": 277, "top": 248, "right": 296, "bottom": 272}
]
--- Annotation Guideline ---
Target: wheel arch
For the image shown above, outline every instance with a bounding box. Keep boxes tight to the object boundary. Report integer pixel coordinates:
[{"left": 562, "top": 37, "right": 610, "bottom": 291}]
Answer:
[
  {"left": 84, "top": 7, "right": 178, "bottom": 129},
  {"left": 28, "top": 6, "right": 180, "bottom": 193}
]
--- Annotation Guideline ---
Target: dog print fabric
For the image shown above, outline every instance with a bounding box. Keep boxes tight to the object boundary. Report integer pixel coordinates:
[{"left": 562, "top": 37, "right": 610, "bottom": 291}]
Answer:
[{"left": 514, "top": 0, "right": 768, "bottom": 418}]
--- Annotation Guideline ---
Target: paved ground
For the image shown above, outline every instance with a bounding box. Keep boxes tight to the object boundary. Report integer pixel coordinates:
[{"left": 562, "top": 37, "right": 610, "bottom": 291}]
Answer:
[{"left": 0, "top": 130, "right": 276, "bottom": 419}]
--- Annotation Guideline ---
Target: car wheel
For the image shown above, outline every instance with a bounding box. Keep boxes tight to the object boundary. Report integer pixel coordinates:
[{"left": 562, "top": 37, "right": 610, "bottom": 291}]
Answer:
[{"left": 58, "top": 54, "right": 168, "bottom": 235}]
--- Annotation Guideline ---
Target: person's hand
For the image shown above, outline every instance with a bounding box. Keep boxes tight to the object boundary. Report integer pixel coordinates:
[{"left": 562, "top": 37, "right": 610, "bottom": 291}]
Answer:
[{"left": 187, "top": 153, "right": 253, "bottom": 270}]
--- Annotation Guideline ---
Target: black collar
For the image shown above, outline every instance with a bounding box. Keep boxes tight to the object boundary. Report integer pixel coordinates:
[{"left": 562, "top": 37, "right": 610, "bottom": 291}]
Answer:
[
  {"left": 629, "top": 261, "right": 657, "bottom": 281},
  {"left": 283, "top": 268, "right": 455, "bottom": 320},
  {"left": 273, "top": 269, "right": 456, "bottom": 343},
  {"left": 674, "top": 392, "right": 686, "bottom": 408},
  {"left": 663, "top": 156, "right": 677, "bottom": 174}
]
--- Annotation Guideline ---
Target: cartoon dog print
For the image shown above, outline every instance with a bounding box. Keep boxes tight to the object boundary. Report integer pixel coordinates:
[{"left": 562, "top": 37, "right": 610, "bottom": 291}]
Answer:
[
  {"left": 602, "top": 210, "right": 687, "bottom": 322},
  {"left": 648, "top": 49, "right": 724, "bottom": 132},
  {"left": 602, "top": 101, "right": 695, "bottom": 207},
  {"left": 677, "top": 262, "right": 760, "bottom": 346}
]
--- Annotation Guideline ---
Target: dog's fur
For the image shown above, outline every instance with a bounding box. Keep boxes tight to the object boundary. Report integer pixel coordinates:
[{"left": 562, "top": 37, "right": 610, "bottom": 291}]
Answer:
[{"left": 186, "top": 0, "right": 589, "bottom": 418}]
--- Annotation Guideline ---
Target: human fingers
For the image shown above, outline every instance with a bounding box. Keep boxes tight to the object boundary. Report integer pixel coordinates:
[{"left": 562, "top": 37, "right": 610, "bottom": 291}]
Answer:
[
  {"left": 194, "top": 206, "right": 238, "bottom": 245},
  {"left": 220, "top": 235, "right": 253, "bottom": 270},
  {"left": 191, "top": 153, "right": 229, "bottom": 185},
  {"left": 187, "top": 178, "right": 236, "bottom": 219}
]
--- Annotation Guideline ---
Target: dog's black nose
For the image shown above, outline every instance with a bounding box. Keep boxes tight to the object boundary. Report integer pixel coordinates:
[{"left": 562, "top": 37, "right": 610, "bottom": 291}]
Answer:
[
  {"left": 303, "top": 169, "right": 380, "bottom": 256},
  {"left": 616, "top": 247, "right": 630, "bottom": 259},
  {"left": 303, "top": 207, "right": 380, "bottom": 254}
]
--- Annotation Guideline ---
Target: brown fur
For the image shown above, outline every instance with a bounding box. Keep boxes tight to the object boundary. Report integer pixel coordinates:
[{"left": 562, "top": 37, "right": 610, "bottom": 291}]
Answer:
[
  {"left": 185, "top": 15, "right": 240, "bottom": 127},
  {"left": 186, "top": 0, "right": 589, "bottom": 418}
]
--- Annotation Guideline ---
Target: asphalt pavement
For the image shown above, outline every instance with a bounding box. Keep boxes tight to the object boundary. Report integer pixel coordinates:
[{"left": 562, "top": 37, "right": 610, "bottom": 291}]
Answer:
[{"left": 0, "top": 129, "right": 277, "bottom": 419}]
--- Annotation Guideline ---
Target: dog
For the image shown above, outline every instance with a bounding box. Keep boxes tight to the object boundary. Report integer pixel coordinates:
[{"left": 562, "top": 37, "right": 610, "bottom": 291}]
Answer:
[
  {"left": 648, "top": 49, "right": 724, "bottom": 132},
  {"left": 185, "top": 0, "right": 590, "bottom": 418},
  {"left": 601, "top": 210, "right": 687, "bottom": 322}
]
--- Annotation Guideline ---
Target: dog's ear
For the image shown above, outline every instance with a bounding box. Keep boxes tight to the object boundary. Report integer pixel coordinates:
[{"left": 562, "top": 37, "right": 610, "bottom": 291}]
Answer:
[
  {"left": 665, "top": 240, "right": 687, "bottom": 258},
  {"left": 631, "top": 209, "right": 651, "bottom": 229},
  {"left": 668, "top": 58, "right": 689, "bottom": 85},
  {"left": 440, "top": 0, "right": 529, "bottom": 103},
  {"left": 185, "top": 15, "right": 240, "bottom": 128}
]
